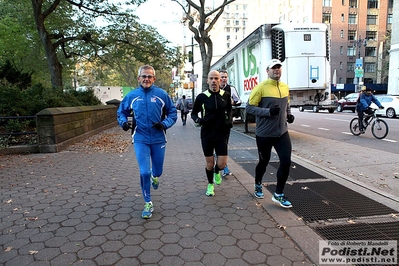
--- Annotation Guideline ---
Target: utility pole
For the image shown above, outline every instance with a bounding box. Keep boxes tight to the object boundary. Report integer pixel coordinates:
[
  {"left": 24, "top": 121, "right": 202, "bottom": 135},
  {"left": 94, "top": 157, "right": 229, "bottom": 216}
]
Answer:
[{"left": 355, "top": 37, "right": 367, "bottom": 91}]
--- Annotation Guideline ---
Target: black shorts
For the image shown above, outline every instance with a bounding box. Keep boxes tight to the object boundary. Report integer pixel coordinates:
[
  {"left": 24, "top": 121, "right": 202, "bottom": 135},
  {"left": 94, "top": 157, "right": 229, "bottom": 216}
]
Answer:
[{"left": 201, "top": 139, "right": 228, "bottom": 157}]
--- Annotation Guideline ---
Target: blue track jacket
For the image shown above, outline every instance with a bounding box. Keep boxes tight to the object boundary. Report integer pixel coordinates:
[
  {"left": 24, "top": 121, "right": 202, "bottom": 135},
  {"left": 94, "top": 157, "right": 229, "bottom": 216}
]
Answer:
[{"left": 117, "top": 85, "right": 177, "bottom": 144}]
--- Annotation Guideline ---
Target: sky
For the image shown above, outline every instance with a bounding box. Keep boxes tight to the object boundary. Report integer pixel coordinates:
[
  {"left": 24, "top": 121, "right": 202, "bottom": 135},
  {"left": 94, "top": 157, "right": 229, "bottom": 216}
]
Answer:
[{"left": 134, "top": 0, "right": 187, "bottom": 46}]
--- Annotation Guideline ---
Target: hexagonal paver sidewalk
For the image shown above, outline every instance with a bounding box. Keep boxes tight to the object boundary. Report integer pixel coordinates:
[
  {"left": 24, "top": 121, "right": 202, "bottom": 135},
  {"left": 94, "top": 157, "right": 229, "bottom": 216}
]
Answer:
[{"left": 0, "top": 118, "right": 313, "bottom": 265}]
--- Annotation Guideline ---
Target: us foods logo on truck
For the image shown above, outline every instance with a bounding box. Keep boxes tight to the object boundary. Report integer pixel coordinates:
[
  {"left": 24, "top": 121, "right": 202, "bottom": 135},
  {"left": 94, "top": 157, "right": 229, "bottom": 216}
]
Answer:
[{"left": 242, "top": 46, "right": 259, "bottom": 93}]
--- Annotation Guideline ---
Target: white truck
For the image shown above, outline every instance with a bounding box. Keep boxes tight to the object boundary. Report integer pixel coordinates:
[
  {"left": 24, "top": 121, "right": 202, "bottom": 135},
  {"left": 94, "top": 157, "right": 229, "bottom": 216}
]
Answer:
[{"left": 211, "top": 23, "right": 336, "bottom": 131}]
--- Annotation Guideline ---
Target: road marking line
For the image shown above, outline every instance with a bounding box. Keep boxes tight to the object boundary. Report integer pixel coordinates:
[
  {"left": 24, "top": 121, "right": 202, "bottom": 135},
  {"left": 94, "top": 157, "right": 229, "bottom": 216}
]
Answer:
[
  {"left": 301, "top": 125, "right": 310, "bottom": 127},
  {"left": 318, "top": 128, "right": 329, "bottom": 131},
  {"left": 324, "top": 118, "right": 351, "bottom": 122},
  {"left": 382, "top": 139, "right": 397, "bottom": 143}
]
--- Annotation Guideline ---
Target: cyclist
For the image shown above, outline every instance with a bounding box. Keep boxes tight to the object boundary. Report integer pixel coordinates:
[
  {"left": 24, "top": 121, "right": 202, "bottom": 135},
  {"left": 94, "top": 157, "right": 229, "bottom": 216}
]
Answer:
[{"left": 355, "top": 87, "right": 384, "bottom": 134}]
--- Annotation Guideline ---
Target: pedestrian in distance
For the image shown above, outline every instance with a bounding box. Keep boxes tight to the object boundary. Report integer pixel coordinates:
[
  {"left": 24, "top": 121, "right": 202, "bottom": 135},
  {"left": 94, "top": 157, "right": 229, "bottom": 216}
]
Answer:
[
  {"left": 179, "top": 95, "right": 190, "bottom": 126},
  {"left": 246, "top": 59, "right": 295, "bottom": 208},
  {"left": 191, "top": 70, "right": 232, "bottom": 196},
  {"left": 355, "top": 87, "right": 384, "bottom": 134},
  {"left": 219, "top": 70, "right": 242, "bottom": 177},
  {"left": 117, "top": 65, "right": 177, "bottom": 219}
]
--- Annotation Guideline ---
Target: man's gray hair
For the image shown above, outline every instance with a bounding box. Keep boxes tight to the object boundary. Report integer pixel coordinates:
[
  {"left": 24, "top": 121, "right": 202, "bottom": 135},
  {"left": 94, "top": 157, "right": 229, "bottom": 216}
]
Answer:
[{"left": 138, "top": 65, "right": 156, "bottom": 76}]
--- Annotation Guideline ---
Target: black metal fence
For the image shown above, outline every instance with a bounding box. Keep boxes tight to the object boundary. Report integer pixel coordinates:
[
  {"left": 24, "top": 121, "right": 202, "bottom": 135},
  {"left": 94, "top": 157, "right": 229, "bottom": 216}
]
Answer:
[{"left": 0, "top": 116, "right": 37, "bottom": 147}]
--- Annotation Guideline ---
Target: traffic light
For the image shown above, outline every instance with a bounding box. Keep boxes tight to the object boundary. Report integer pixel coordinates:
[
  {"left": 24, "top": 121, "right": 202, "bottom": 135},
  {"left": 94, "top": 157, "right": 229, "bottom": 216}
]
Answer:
[{"left": 188, "top": 51, "right": 193, "bottom": 63}]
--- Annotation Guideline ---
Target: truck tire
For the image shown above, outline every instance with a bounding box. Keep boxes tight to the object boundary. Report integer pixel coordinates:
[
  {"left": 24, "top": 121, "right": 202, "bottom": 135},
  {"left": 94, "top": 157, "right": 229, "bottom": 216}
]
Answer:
[
  {"left": 313, "top": 106, "right": 319, "bottom": 113},
  {"left": 299, "top": 106, "right": 304, "bottom": 112},
  {"left": 328, "top": 109, "right": 335, "bottom": 113}
]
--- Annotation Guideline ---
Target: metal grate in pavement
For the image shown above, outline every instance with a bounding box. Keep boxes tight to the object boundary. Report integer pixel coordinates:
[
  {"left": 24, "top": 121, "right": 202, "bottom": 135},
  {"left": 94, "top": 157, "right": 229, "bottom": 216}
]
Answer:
[
  {"left": 314, "top": 221, "right": 399, "bottom": 241},
  {"left": 266, "top": 181, "right": 398, "bottom": 223},
  {"left": 269, "top": 162, "right": 325, "bottom": 180},
  {"left": 237, "top": 160, "right": 325, "bottom": 182}
]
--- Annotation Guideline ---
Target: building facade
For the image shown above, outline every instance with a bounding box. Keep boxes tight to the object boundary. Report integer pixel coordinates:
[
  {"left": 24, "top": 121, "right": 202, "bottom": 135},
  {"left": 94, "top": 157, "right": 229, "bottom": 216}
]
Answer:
[{"left": 210, "top": 0, "right": 393, "bottom": 91}]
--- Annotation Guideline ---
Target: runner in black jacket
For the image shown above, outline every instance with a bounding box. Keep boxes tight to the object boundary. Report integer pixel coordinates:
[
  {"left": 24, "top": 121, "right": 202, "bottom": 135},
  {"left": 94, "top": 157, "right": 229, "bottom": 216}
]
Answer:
[{"left": 191, "top": 70, "right": 232, "bottom": 197}]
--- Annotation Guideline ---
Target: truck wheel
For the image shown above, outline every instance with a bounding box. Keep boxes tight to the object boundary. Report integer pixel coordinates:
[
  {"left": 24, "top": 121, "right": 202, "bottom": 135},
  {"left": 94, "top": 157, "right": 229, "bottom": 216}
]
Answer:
[
  {"left": 299, "top": 106, "right": 304, "bottom": 112},
  {"left": 313, "top": 106, "right": 319, "bottom": 113},
  {"left": 336, "top": 104, "right": 343, "bottom": 112},
  {"left": 328, "top": 109, "right": 335, "bottom": 113}
]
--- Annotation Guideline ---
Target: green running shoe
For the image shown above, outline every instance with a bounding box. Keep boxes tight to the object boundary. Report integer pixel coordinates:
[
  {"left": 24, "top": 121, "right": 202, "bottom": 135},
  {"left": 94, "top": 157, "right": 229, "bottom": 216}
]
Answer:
[
  {"left": 141, "top": 202, "right": 154, "bottom": 219},
  {"left": 205, "top": 183, "right": 215, "bottom": 196},
  {"left": 214, "top": 172, "right": 222, "bottom": 185}
]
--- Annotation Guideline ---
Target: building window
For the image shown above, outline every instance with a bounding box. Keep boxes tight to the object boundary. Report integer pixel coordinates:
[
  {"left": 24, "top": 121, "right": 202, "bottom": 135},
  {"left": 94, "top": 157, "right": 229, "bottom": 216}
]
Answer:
[
  {"left": 226, "top": 20, "right": 230, "bottom": 26},
  {"left": 322, "top": 13, "right": 331, "bottom": 24},
  {"left": 346, "top": 78, "right": 354, "bottom": 84},
  {"left": 367, "top": 15, "right": 377, "bottom": 25},
  {"left": 366, "top": 31, "right": 377, "bottom": 40},
  {"left": 340, "top": 46, "right": 343, "bottom": 54},
  {"left": 364, "top": 63, "right": 375, "bottom": 73},
  {"left": 342, "top": 0, "right": 345, "bottom": 5},
  {"left": 367, "top": 0, "right": 378, "bottom": 9},
  {"left": 226, "top": 28, "right": 230, "bottom": 33},
  {"left": 349, "top": 0, "right": 357, "bottom": 8},
  {"left": 348, "top": 14, "right": 357, "bottom": 24},
  {"left": 340, "top": 30, "right": 344, "bottom": 38},
  {"left": 339, "top": 77, "right": 342, "bottom": 83},
  {"left": 340, "top": 62, "right": 343, "bottom": 70},
  {"left": 365, "top": 47, "right": 376, "bottom": 57},
  {"left": 235, "top": 20, "right": 239, "bottom": 26},
  {"left": 387, "top": 14, "right": 393, "bottom": 24},
  {"left": 388, "top": 0, "right": 393, "bottom": 8},
  {"left": 227, "top": 35, "right": 230, "bottom": 40},
  {"left": 347, "top": 62, "right": 355, "bottom": 71},
  {"left": 348, "top": 30, "right": 356, "bottom": 41},
  {"left": 235, "top": 27, "right": 239, "bottom": 33},
  {"left": 322, "top": 0, "right": 331, "bottom": 7},
  {"left": 341, "top": 14, "right": 345, "bottom": 22},
  {"left": 347, "top": 46, "right": 356, "bottom": 56}
]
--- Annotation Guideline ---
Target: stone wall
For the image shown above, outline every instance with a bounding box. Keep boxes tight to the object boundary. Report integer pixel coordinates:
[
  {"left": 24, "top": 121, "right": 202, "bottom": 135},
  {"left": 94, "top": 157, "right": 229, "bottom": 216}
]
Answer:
[{"left": 36, "top": 105, "right": 118, "bottom": 153}]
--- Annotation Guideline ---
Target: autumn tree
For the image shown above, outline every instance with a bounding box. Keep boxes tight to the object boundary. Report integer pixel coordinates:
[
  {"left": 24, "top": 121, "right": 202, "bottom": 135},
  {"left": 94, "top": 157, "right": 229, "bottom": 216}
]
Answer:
[
  {"left": 172, "top": 0, "right": 236, "bottom": 91},
  {"left": 29, "top": 0, "right": 181, "bottom": 89}
]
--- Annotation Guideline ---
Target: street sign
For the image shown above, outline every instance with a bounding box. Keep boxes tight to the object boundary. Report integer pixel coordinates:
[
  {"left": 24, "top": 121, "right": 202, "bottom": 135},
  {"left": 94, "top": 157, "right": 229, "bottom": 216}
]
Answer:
[
  {"left": 356, "top": 58, "right": 363, "bottom": 67},
  {"left": 189, "top": 74, "right": 198, "bottom": 82},
  {"left": 355, "top": 68, "right": 363, "bottom": 78}
]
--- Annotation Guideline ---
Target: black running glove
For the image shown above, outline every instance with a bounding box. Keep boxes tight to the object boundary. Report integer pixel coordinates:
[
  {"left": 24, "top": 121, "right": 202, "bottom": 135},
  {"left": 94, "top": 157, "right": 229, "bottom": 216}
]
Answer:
[
  {"left": 287, "top": 114, "right": 295, "bottom": 124},
  {"left": 122, "top": 122, "right": 131, "bottom": 131},
  {"left": 152, "top": 122, "right": 165, "bottom": 130}
]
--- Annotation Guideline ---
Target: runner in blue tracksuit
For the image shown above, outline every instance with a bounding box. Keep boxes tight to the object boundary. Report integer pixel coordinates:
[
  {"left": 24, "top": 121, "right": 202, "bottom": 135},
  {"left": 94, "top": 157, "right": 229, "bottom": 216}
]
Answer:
[{"left": 117, "top": 65, "right": 177, "bottom": 219}]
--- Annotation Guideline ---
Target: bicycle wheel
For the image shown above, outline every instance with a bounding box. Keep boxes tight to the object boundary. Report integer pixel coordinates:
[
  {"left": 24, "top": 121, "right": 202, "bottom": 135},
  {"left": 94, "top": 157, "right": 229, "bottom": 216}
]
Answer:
[
  {"left": 371, "top": 119, "right": 388, "bottom": 139},
  {"left": 349, "top": 117, "right": 361, "bottom": 136}
]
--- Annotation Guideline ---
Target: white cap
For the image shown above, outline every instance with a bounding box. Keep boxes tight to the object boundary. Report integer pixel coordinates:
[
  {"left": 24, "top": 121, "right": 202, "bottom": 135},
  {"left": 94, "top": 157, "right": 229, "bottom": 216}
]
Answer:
[{"left": 267, "top": 59, "right": 282, "bottom": 69}]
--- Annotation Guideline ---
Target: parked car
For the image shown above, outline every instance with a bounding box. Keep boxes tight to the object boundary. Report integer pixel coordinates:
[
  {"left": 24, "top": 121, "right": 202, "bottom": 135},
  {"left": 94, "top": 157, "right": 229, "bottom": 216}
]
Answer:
[
  {"left": 374, "top": 95, "right": 399, "bottom": 118},
  {"left": 175, "top": 97, "right": 193, "bottom": 110},
  {"left": 336, "top": 92, "right": 359, "bottom": 112}
]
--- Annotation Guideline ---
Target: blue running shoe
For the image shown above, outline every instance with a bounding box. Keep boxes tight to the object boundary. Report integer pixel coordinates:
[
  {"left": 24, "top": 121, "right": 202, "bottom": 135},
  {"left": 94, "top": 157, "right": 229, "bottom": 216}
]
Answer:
[
  {"left": 254, "top": 184, "right": 264, "bottom": 199},
  {"left": 151, "top": 175, "right": 159, "bottom": 190},
  {"left": 222, "top": 166, "right": 232, "bottom": 177},
  {"left": 141, "top": 202, "right": 154, "bottom": 219},
  {"left": 272, "top": 193, "right": 292, "bottom": 208}
]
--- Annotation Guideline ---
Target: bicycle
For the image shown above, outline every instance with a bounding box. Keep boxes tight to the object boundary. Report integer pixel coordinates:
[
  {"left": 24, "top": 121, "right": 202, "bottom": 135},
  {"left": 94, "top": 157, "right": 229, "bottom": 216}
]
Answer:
[{"left": 349, "top": 108, "right": 389, "bottom": 139}]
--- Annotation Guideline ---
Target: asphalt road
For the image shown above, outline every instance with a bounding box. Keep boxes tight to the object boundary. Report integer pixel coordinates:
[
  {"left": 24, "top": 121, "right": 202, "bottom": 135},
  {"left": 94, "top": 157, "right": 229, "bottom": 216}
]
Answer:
[
  {"left": 232, "top": 110, "right": 399, "bottom": 202},
  {"left": 288, "top": 108, "right": 399, "bottom": 153}
]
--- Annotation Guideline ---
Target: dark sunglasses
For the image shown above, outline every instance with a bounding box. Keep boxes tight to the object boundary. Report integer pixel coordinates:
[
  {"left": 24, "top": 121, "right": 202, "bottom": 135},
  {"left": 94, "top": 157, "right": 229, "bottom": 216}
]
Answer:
[{"left": 140, "top": 75, "right": 154, "bottom": 79}]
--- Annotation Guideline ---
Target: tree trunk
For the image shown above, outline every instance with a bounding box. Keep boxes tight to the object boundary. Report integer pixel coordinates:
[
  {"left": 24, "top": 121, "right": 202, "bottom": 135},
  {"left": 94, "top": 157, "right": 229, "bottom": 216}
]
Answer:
[{"left": 31, "top": 0, "right": 63, "bottom": 89}]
